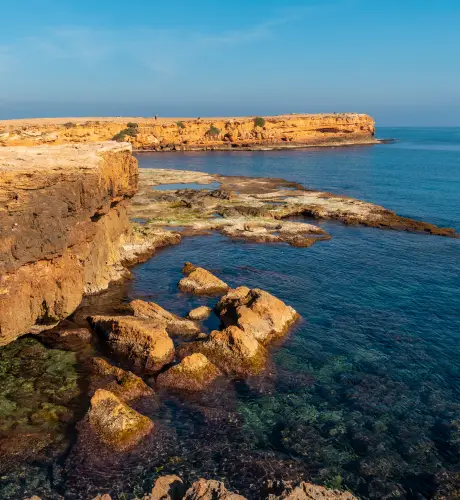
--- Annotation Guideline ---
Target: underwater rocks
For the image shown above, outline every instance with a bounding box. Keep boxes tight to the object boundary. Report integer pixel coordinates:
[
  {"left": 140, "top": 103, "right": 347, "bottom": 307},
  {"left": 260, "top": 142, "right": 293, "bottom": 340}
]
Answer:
[
  {"left": 217, "top": 287, "right": 299, "bottom": 345},
  {"left": 178, "top": 262, "right": 230, "bottom": 295},
  {"left": 156, "top": 353, "right": 222, "bottom": 391},
  {"left": 86, "top": 389, "right": 153, "bottom": 451},
  {"left": 36, "top": 319, "right": 92, "bottom": 351},
  {"left": 187, "top": 306, "right": 212, "bottom": 321},
  {"left": 89, "top": 315, "right": 174, "bottom": 373},
  {"left": 178, "top": 326, "right": 267, "bottom": 377},
  {"left": 89, "top": 357, "right": 154, "bottom": 402},
  {"left": 130, "top": 299, "right": 201, "bottom": 337}
]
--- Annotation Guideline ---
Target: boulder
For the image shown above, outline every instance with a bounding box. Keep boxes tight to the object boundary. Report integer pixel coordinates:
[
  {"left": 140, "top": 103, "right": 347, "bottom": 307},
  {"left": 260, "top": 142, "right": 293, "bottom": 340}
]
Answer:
[
  {"left": 89, "top": 357, "right": 154, "bottom": 401},
  {"left": 178, "top": 262, "right": 229, "bottom": 295},
  {"left": 216, "top": 287, "right": 299, "bottom": 345},
  {"left": 184, "top": 479, "right": 246, "bottom": 500},
  {"left": 156, "top": 353, "right": 221, "bottom": 391},
  {"left": 130, "top": 299, "right": 200, "bottom": 337},
  {"left": 89, "top": 316, "right": 174, "bottom": 373},
  {"left": 266, "top": 481, "right": 357, "bottom": 499},
  {"left": 87, "top": 389, "right": 153, "bottom": 451},
  {"left": 178, "top": 326, "right": 267, "bottom": 377},
  {"left": 36, "top": 319, "right": 92, "bottom": 351},
  {"left": 187, "top": 306, "right": 212, "bottom": 321},
  {"left": 142, "top": 474, "right": 186, "bottom": 499}
]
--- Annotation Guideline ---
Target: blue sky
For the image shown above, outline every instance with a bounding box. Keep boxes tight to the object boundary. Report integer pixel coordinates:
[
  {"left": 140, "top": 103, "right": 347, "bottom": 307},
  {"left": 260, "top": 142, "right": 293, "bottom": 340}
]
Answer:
[{"left": 1, "top": 0, "right": 459, "bottom": 125}]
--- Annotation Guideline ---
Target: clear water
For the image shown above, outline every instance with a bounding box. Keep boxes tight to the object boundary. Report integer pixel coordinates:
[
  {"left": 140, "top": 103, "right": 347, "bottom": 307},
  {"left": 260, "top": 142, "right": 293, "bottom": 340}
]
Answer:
[{"left": 1, "top": 128, "right": 459, "bottom": 499}]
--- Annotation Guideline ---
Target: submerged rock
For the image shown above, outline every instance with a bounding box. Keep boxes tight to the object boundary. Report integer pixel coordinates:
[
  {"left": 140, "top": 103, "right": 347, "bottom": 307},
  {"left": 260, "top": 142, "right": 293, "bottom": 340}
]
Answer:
[
  {"left": 178, "top": 262, "right": 229, "bottom": 295},
  {"left": 36, "top": 319, "right": 92, "bottom": 351},
  {"left": 130, "top": 299, "right": 200, "bottom": 337},
  {"left": 187, "top": 306, "right": 212, "bottom": 321},
  {"left": 178, "top": 326, "right": 267, "bottom": 377},
  {"left": 216, "top": 287, "right": 299, "bottom": 345},
  {"left": 184, "top": 479, "right": 245, "bottom": 500},
  {"left": 87, "top": 389, "right": 153, "bottom": 451},
  {"left": 156, "top": 353, "right": 222, "bottom": 391},
  {"left": 89, "top": 315, "right": 174, "bottom": 373},
  {"left": 89, "top": 357, "right": 154, "bottom": 402}
]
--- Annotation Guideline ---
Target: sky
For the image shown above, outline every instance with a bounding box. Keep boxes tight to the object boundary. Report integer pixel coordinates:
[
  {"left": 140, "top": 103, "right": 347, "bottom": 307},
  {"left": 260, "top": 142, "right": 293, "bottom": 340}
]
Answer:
[{"left": 1, "top": 0, "right": 459, "bottom": 125}]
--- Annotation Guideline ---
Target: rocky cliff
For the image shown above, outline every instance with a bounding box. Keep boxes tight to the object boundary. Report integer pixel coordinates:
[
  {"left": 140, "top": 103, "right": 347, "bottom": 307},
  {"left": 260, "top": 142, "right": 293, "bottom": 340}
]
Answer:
[
  {"left": 0, "top": 113, "right": 376, "bottom": 151},
  {"left": 0, "top": 143, "right": 145, "bottom": 345}
]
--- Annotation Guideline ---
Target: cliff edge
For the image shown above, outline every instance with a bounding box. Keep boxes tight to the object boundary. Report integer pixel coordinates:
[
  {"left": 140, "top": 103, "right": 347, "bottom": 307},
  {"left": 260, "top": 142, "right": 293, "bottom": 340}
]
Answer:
[{"left": 0, "top": 113, "right": 376, "bottom": 151}]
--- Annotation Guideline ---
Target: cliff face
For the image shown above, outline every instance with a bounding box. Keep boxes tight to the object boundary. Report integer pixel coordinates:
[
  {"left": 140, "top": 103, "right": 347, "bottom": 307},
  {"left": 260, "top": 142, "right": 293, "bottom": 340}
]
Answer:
[
  {"left": 0, "top": 143, "right": 139, "bottom": 345},
  {"left": 0, "top": 113, "right": 376, "bottom": 150}
]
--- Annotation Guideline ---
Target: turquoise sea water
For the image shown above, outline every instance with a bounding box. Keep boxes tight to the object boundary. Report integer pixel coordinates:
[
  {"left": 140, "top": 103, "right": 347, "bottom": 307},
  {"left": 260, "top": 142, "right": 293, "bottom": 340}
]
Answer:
[{"left": 1, "top": 128, "right": 459, "bottom": 499}]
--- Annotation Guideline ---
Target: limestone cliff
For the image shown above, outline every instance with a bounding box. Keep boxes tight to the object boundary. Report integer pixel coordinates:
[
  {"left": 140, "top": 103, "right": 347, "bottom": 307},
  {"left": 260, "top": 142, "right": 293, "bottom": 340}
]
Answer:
[
  {"left": 0, "top": 113, "right": 376, "bottom": 151},
  {"left": 0, "top": 143, "right": 143, "bottom": 345}
]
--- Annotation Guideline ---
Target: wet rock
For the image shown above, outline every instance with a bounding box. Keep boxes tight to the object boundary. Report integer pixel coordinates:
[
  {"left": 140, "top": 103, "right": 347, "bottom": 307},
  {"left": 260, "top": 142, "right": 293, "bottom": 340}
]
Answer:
[
  {"left": 178, "top": 262, "right": 229, "bottom": 295},
  {"left": 36, "top": 319, "right": 92, "bottom": 351},
  {"left": 187, "top": 306, "right": 212, "bottom": 321},
  {"left": 178, "top": 326, "right": 267, "bottom": 377},
  {"left": 87, "top": 389, "right": 153, "bottom": 451},
  {"left": 184, "top": 478, "right": 246, "bottom": 500},
  {"left": 216, "top": 287, "right": 299, "bottom": 345},
  {"left": 130, "top": 299, "right": 200, "bottom": 337},
  {"left": 89, "top": 316, "right": 174, "bottom": 374},
  {"left": 92, "top": 495, "right": 112, "bottom": 500},
  {"left": 89, "top": 357, "right": 154, "bottom": 401},
  {"left": 142, "top": 474, "right": 185, "bottom": 499},
  {"left": 265, "top": 480, "right": 357, "bottom": 499},
  {"left": 156, "top": 353, "right": 222, "bottom": 391}
]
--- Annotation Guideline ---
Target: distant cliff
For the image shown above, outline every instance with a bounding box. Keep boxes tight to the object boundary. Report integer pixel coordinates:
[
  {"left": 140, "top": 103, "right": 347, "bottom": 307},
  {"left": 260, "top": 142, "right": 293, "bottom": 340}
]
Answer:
[{"left": 0, "top": 113, "right": 376, "bottom": 151}]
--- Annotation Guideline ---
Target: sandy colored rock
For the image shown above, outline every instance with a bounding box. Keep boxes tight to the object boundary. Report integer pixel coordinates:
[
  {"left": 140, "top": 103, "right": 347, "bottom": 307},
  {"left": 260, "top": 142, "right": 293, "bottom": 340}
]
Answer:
[
  {"left": 157, "top": 353, "right": 222, "bottom": 391},
  {"left": 187, "top": 306, "right": 212, "bottom": 321},
  {"left": 217, "top": 287, "right": 299, "bottom": 345},
  {"left": 130, "top": 299, "right": 200, "bottom": 337},
  {"left": 92, "top": 496, "right": 112, "bottom": 500},
  {"left": 0, "top": 114, "right": 376, "bottom": 151},
  {"left": 90, "top": 357, "right": 154, "bottom": 401},
  {"left": 178, "top": 326, "right": 267, "bottom": 377},
  {"left": 178, "top": 262, "right": 229, "bottom": 295},
  {"left": 89, "top": 316, "right": 174, "bottom": 373},
  {"left": 142, "top": 474, "right": 186, "bottom": 500},
  {"left": 87, "top": 389, "right": 153, "bottom": 451},
  {"left": 268, "top": 481, "right": 357, "bottom": 499},
  {"left": 185, "top": 478, "right": 246, "bottom": 500}
]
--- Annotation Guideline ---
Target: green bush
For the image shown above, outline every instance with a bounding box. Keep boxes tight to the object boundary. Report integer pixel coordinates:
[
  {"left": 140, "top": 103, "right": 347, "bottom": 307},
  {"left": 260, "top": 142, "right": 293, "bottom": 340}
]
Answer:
[
  {"left": 206, "top": 124, "right": 221, "bottom": 138},
  {"left": 177, "top": 121, "right": 186, "bottom": 129},
  {"left": 63, "top": 122, "right": 76, "bottom": 129},
  {"left": 254, "top": 117, "right": 266, "bottom": 128},
  {"left": 112, "top": 131, "right": 127, "bottom": 142},
  {"left": 112, "top": 124, "right": 139, "bottom": 141},
  {"left": 127, "top": 122, "right": 138, "bottom": 129}
]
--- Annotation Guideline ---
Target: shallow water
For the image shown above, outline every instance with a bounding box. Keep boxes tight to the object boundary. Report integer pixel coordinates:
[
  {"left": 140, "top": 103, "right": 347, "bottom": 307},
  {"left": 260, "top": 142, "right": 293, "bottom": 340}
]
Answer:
[{"left": 1, "top": 128, "right": 459, "bottom": 499}]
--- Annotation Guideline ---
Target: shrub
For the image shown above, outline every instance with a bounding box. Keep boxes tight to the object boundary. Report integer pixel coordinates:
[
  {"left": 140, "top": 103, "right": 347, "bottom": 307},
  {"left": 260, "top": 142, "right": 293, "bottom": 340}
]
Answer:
[
  {"left": 127, "top": 122, "right": 138, "bottom": 129},
  {"left": 124, "top": 127, "right": 138, "bottom": 137},
  {"left": 206, "top": 124, "right": 221, "bottom": 138},
  {"left": 112, "top": 131, "right": 127, "bottom": 142},
  {"left": 254, "top": 117, "right": 266, "bottom": 128},
  {"left": 177, "top": 121, "right": 186, "bottom": 129},
  {"left": 112, "top": 124, "right": 139, "bottom": 141},
  {"left": 63, "top": 122, "right": 76, "bottom": 129}
]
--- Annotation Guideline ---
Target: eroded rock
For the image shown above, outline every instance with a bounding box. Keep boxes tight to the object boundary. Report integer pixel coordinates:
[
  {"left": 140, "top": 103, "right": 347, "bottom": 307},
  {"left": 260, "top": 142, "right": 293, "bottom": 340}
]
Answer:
[
  {"left": 89, "top": 316, "right": 174, "bottom": 373},
  {"left": 130, "top": 299, "right": 200, "bottom": 337},
  {"left": 184, "top": 478, "right": 246, "bottom": 500},
  {"left": 156, "top": 353, "right": 222, "bottom": 391},
  {"left": 87, "top": 389, "right": 153, "bottom": 451},
  {"left": 216, "top": 287, "right": 299, "bottom": 345},
  {"left": 178, "top": 262, "right": 230, "bottom": 295},
  {"left": 266, "top": 480, "right": 357, "bottom": 499},
  {"left": 142, "top": 474, "right": 185, "bottom": 500},
  {"left": 187, "top": 306, "right": 212, "bottom": 321},
  {"left": 36, "top": 319, "right": 92, "bottom": 351}
]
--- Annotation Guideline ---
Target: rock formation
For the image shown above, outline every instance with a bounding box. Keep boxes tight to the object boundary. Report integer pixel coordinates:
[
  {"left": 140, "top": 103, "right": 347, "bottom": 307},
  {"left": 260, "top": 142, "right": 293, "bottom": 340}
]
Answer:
[
  {"left": 187, "top": 306, "right": 212, "bottom": 321},
  {"left": 178, "top": 262, "right": 230, "bottom": 295},
  {"left": 184, "top": 479, "right": 245, "bottom": 500},
  {"left": 216, "top": 287, "right": 299, "bottom": 344},
  {"left": 156, "top": 353, "right": 222, "bottom": 391},
  {"left": 86, "top": 389, "right": 153, "bottom": 451},
  {"left": 0, "top": 114, "right": 377, "bottom": 151},
  {"left": 89, "top": 316, "right": 174, "bottom": 373}
]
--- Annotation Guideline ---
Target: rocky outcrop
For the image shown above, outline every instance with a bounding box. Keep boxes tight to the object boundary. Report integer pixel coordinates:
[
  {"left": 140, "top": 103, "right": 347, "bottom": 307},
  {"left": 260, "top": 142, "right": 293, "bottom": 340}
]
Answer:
[
  {"left": 142, "top": 475, "right": 186, "bottom": 500},
  {"left": 216, "top": 287, "right": 299, "bottom": 345},
  {"left": 187, "top": 306, "right": 212, "bottom": 321},
  {"left": 156, "top": 353, "right": 222, "bottom": 391},
  {"left": 0, "top": 114, "right": 377, "bottom": 151},
  {"left": 86, "top": 389, "right": 153, "bottom": 451},
  {"left": 265, "top": 481, "right": 357, "bottom": 499},
  {"left": 184, "top": 479, "right": 245, "bottom": 500},
  {"left": 130, "top": 299, "right": 200, "bottom": 337},
  {"left": 36, "top": 319, "right": 92, "bottom": 351},
  {"left": 178, "top": 262, "right": 230, "bottom": 295},
  {"left": 89, "top": 357, "right": 154, "bottom": 401},
  {"left": 178, "top": 326, "right": 267, "bottom": 377},
  {"left": 89, "top": 316, "right": 174, "bottom": 373}
]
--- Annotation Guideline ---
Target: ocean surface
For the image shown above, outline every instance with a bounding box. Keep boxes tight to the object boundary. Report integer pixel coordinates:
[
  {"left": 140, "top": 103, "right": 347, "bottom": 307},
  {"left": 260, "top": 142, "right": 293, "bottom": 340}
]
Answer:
[{"left": 1, "top": 128, "right": 459, "bottom": 499}]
